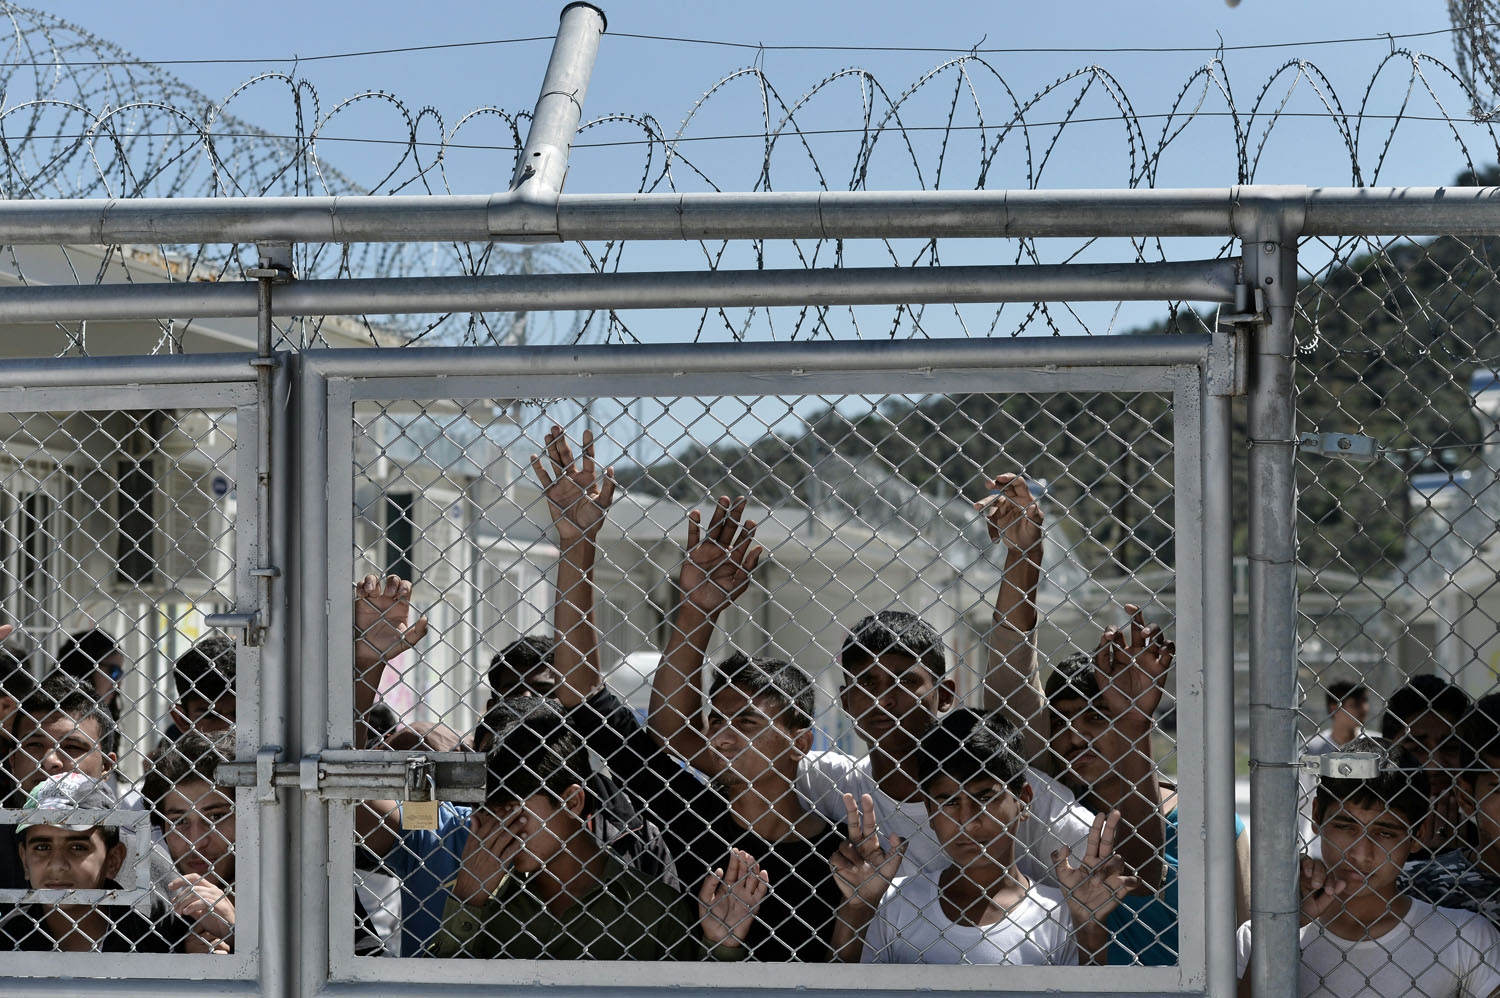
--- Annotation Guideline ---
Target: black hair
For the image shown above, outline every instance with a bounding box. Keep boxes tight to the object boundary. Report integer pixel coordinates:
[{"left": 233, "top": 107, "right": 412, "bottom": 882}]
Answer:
[
  {"left": 1044, "top": 652, "right": 1100, "bottom": 705},
  {"left": 707, "top": 651, "right": 816, "bottom": 730},
  {"left": 142, "top": 729, "right": 236, "bottom": 829},
  {"left": 1380, "top": 674, "right": 1471, "bottom": 739},
  {"left": 483, "top": 700, "right": 591, "bottom": 810},
  {"left": 57, "top": 629, "right": 121, "bottom": 681},
  {"left": 1459, "top": 694, "right": 1500, "bottom": 777},
  {"left": 362, "top": 702, "right": 399, "bottom": 744},
  {"left": 916, "top": 707, "right": 1028, "bottom": 795},
  {"left": 14, "top": 674, "right": 117, "bottom": 756},
  {"left": 488, "top": 636, "right": 555, "bottom": 697},
  {"left": 1325, "top": 680, "right": 1368, "bottom": 711},
  {"left": 1312, "top": 735, "right": 1431, "bottom": 830},
  {"left": 173, "top": 634, "right": 237, "bottom": 706},
  {"left": 0, "top": 645, "right": 34, "bottom": 702},
  {"left": 474, "top": 695, "right": 561, "bottom": 753},
  {"left": 840, "top": 610, "right": 947, "bottom": 678}
]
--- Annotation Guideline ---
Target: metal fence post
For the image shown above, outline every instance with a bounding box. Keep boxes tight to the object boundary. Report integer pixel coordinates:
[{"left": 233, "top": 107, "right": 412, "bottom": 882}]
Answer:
[{"left": 1235, "top": 188, "right": 1305, "bottom": 998}]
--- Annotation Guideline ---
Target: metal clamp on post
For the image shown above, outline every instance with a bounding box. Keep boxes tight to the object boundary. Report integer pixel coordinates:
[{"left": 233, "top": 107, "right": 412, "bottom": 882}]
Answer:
[
  {"left": 1298, "top": 432, "right": 1379, "bottom": 463},
  {"left": 1300, "top": 752, "right": 1383, "bottom": 780}
]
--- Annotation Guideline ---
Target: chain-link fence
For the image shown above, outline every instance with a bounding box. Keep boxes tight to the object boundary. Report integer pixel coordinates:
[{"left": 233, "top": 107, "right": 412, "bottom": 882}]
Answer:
[{"left": 6, "top": 3, "right": 1500, "bottom": 997}]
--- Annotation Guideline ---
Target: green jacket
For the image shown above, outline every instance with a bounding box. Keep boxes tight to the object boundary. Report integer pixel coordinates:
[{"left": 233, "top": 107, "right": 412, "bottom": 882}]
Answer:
[{"left": 429, "top": 855, "right": 745, "bottom": 961}]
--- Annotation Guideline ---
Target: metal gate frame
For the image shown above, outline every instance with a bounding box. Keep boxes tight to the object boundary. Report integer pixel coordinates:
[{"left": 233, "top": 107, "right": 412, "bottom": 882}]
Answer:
[
  {"left": 0, "top": 360, "right": 272, "bottom": 996},
  {"left": 286, "top": 333, "right": 1238, "bottom": 998}
]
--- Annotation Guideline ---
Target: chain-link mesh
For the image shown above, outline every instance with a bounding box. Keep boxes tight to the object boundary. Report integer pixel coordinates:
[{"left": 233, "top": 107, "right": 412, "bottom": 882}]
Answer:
[
  {"left": 1270, "top": 224, "right": 1500, "bottom": 993},
  {"left": 342, "top": 385, "right": 1199, "bottom": 971},
  {"left": 0, "top": 401, "right": 254, "bottom": 968}
]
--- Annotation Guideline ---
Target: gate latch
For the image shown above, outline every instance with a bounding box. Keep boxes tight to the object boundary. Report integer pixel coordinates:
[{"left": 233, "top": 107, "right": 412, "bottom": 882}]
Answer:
[
  {"left": 203, "top": 611, "right": 264, "bottom": 648},
  {"left": 1300, "top": 752, "right": 1382, "bottom": 780},
  {"left": 218, "top": 749, "right": 486, "bottom": 803},
  {"left": 1298, "top": 432, "right": 1379, "bottom": 463}
]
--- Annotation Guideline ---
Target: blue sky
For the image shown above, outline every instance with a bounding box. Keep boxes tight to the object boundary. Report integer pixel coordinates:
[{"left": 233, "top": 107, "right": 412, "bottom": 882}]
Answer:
[{"left": 62, "top": 0, "right": 1480, "bottom": 194}]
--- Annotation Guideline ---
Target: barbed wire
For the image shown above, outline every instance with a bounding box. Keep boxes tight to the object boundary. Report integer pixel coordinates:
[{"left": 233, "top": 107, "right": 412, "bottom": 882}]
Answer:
[{"left": 1, "top": 2, "right": 1499, "bottom": 351}]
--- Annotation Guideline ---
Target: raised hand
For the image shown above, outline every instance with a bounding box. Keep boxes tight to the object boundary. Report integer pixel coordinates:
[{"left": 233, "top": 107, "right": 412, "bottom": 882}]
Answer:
[
  {"left": 697, "top": 847, "right": 771, "bottom": 949},
  {"left": 1299, "top": 855, "right": 1348, "bottom": 925},
  {"left": 830, "top": 793, "right": 907, "bottom": 904},
  {"left": 976, "top": 473, "right": 1043, "bottom": 559},
  {"left": 530, "top": 425, "right": 616, "bottom": 546},
  {"left": 678, "top": 497, "right": 762, "bottom": 617},
  {"left": 1093, "top": 604, "right": 1174, "bottom": 724},
  {"left": 354, "top": 574, "right": 430, "bottom": 670},
  {"left": 1052, "top": 809, "right": 1142, "bottom": 925}
]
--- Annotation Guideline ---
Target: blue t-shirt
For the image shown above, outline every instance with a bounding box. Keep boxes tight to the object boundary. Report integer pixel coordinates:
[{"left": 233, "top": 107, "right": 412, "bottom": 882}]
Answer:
[
  {"left": 382, "top": 801, "right": 472, "bottom": 957},
  {"left": 1106, "top": 809, "right": 1245, "bottom": 966}
]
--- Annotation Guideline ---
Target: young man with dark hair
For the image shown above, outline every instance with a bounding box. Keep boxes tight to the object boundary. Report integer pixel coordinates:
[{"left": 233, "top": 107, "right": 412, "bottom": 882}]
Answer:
[
  {"left": 1382, "top": 674, "right": 1473, "bottom": 855},
  {"left": 1306, "top": 681, "right": 1369, "bottom": 757},
  {"left": 832, "top": 707, "right": 1134, "bottom": 965},
  {"left": 1401, "top": 693, "right": 1500, "bottom": 927},
  {"left": 782, "top": 477, "right": 1166, "bottom": 893},
  {"left": 168, "top": 634, "right": 237, "bottom": 737},
  {"left": 1236, "top": 735, "right": 1500, "bottom": 998},
  {"left": 528, "top": 427, "right": 848, "bottom": 961},
  {"left": 431, "top": 705, "right": 765, "bottom": 959},
  {"left": 3, "top": 674, "right": 124, "bottom": 893},
  {"left": 1045, "top": 652, "right": 1251, "bottom": 964},
  {"left": 0, "top": 773, "right": 225, "bottom": 953},
  {"left": 56, "top": 630, "right": 125, "bottom": 717},
  {"left": 484, "top": 635, "right": 561, "bottom": 708}
]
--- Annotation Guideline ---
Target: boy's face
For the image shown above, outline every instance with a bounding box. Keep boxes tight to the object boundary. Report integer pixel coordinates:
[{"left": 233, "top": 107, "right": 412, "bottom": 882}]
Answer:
[
  {"left": 1047, "top": 694, "right": 1125, "bottom": 792},
  {"left": 701, "top": 686, "right": 809, "bottom": 784},
  {"left": 1315, "top": 799, "right": 1423, "bottom": 899},
  {"left": 18, "top": 825, "right": 125, "bottom": 892},
  {"left": 924, "top": 774, "right": 1031, "bottom": 871},
  {"left": 841, "top": 653, "right": 953, "bottom": 749},
  {"left": 9, "top": 712, "right": 115, "bottom": 794},
  {"left": 159, "top": 778, "right": 236, "bottom": 887},
  {"left": 1333, "top": 696, "right": 1369, "bottom": 728}
]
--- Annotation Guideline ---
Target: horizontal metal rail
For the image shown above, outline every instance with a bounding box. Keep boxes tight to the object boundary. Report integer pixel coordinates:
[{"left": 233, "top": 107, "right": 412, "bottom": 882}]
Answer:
[
  {"left": 0, "top": 351, "right": 261, "bottom": 387},
  {"left": 0, "top": 185, "right": 1496, "bottom": 245},
  {"left": 0, "top": 259, "right": 1238, "bottom": 323},
  {"left": 304, "top": 333, "right": 1212, "bottom": 380}
]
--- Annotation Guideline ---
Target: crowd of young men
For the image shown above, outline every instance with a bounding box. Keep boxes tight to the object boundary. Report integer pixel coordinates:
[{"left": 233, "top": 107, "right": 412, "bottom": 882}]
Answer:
[{"left": 2, "top": 424, "right": 1499, "bottom": 996}]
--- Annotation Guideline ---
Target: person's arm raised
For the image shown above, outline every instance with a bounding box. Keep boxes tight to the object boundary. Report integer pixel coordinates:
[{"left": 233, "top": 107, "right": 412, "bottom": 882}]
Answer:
[
  {"left": 530, "top": 426, "right": 615, "bottom": 709},
  {"left": 1088, "top": 605, "right": 1170, "bottom": 889},
  {"left": 977, "top": 473, "right": 1046, "bottom": 764},
  {"left": 352, "top": 574, "right": 429, "bottom": 859},
  {"left": 647, "top": 497, "right": 761, "bottom": 760}
]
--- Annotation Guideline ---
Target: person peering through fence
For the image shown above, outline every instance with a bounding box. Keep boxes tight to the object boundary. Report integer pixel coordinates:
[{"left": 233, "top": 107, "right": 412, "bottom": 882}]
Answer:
[
  {"left": 522, "top": 425, "right": 849, "bottom": 961},
  {"left": 0, "top": 772, "right": 222, "bottom": 953},
  {"left": 1401, "top": 692, "right": 1500, "bottom": 929},
  {"left": 838, "top": 706, "right": 1137, "bottom": 965},
  {"left": 1237, "top": 735, "right": 1500, "bottom": 998},
  {"left": 429, "top": 698, "right": 765, "bottom": 960}
]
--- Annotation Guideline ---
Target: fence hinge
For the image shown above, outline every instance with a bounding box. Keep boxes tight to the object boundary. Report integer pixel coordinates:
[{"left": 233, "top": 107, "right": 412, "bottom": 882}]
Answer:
[
  {"left": 1219, "top": 284, "right": 1268, "bottom": 327},
  {"left": 1298, "top": 432, "right": 1380, "bottom": 463},
  {"left": 218, "top": 750, "right": 487, "bottom": 803}
]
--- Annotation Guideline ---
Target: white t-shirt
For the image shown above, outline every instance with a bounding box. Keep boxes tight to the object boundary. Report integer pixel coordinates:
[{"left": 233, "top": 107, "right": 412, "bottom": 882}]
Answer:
[
  {"left": 1235, "top": 900, "right": 1500, "bottom": 998},
  {"left": 861, "top": 870, "right": 1079, "bottom": 965},
  {"left": 796, "top": 749, "right": 1093, "bottom": 885}
]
